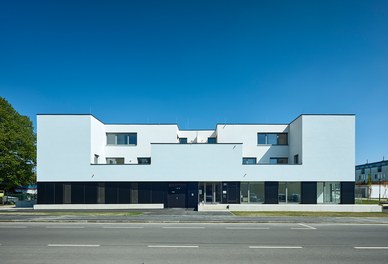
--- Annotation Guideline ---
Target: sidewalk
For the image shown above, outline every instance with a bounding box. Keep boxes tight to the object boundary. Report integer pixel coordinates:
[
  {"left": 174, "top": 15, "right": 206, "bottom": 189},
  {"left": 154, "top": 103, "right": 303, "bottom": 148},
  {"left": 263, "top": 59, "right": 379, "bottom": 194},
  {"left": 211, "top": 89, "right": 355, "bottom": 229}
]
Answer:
[{"left": 1, "top": 208, "right": 388, "bottom": 224}]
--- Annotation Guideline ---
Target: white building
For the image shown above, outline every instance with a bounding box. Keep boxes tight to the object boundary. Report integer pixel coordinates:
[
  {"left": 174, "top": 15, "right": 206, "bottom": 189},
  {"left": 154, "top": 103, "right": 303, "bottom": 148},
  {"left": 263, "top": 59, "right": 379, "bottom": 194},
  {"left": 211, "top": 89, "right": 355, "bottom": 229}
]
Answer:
[
  {"left": 36, "top": 114, "right": 355, "bottom": 208},
  {"left": 355, "top": 160, "right": 388, "bottom": 199}
]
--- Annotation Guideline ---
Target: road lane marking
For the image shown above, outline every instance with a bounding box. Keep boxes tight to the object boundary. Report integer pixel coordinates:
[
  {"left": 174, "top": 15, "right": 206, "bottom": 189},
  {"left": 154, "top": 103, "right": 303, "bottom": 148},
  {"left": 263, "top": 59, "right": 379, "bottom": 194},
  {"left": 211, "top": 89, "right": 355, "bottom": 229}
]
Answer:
[
  {"left": 48, "top": 244, "right": 100, "bottom": 247},
  {"left": 354, "top": 247, "right": 388, "bottom": 250},
  {"left": 291, "top": 223, "right": 316, "bottom": 230},
  {"left": 103, "top": 226, "right": 144, "bottom": 229},
  {"left": 162, "top": 227, "right": 205, "bottom": 229},
  {"left": 249, "top": 246, "right": 303, "bottom": 249},
  {"left": 148, "top": 245, "right": 199, "bottom": 248},
  {"left": 225, "top": 227, "right": 269, "bottom": 230},
  {"left": 46, "top": 226, "right": 85, "bottom": 229},
  {"left": 0, "top": 226, "right": 27, "bottom": 229}
]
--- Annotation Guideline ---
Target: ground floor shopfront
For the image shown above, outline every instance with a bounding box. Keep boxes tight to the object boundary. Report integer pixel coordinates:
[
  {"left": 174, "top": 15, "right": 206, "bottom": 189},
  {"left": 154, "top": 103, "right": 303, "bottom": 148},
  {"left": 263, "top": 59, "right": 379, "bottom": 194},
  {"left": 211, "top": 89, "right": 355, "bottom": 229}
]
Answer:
[{"left": 37, "top": 181, "right": 355, "bottom": 208}]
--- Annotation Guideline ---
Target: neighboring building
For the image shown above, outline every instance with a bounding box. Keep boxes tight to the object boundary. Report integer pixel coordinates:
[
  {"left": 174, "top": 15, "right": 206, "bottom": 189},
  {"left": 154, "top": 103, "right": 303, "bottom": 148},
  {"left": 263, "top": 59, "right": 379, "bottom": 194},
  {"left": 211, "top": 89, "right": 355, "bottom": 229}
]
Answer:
[
  {"left": 355, "top": 160, "right": 388, "bottom": 199},
  {"left": 36, "top": 114, "right": 355, "bottom": 208}
]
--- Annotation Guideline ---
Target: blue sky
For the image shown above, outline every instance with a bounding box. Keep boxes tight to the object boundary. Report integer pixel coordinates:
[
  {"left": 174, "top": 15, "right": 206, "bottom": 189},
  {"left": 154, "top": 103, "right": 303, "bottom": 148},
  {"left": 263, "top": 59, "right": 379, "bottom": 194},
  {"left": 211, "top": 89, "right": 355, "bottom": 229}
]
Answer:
[{"left": 0, "top": 0, "right": 387, "bottom": 165}]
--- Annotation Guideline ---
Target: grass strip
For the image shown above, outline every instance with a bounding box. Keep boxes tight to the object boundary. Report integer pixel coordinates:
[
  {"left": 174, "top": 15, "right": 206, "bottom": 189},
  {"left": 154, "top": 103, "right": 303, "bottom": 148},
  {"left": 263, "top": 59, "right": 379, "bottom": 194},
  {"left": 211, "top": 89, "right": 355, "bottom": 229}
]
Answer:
[
  {"left": 0, "top": 211, "right": 143, "bottom": 216},
  {"left": 232, "top": 211, "right": 388, "bottom": 217}
]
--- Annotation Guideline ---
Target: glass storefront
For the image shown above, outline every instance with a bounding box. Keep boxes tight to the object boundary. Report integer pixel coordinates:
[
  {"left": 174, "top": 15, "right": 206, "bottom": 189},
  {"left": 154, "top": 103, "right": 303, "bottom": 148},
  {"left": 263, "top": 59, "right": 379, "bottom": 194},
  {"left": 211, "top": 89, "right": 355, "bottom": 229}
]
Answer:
[
  {"left": 317, "top": 182, "right": 340, "bottom": 204},
  {"left": 240, "top": 182, "right": 264, "bottom": 203},
  {"left": 199, "top": 182, "right": 222, "bottom": 204},
  {"left": 278, "top": 182, "right": 301, "bottom": 203}
]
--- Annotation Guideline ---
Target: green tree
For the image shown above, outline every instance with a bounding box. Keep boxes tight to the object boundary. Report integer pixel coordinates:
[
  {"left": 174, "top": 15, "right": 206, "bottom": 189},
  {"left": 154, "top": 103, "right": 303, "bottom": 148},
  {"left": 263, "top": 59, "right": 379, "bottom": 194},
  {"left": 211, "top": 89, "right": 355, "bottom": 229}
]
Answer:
[{"left": 0, "top": 97, "right": 36, "bottom": 190}]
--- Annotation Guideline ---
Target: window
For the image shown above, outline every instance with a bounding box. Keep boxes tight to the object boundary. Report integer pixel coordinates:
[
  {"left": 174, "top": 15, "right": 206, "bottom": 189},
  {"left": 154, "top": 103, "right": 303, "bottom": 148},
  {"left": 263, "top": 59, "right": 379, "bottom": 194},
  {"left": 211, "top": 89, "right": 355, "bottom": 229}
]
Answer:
[
  {"left": 378, "top": 166, "right": 382, "bottom": 172},
  {"left": 106, "top": 133, "right": 137, "bottom": 145},
  {"left": 257, "top": 133, "right": 288, "bottom": 145},
  {"left": 317, "top": 182, "right": 340, "bottom": 204},
  {"left": 208, "top": 137, "right": 217, "bottom": 144},
  {"left": 94, "top": 154, "right": 99, "bottom": 164},
  {"left": 179, "top": 138, "right": 187, "bottom": 144},
  {"left": 242, "top": 157, "right": 257, "bottom": 165},
  {"left": 278, "top": 182, "right": 301, "bottom": 203},
  {"left": 258, "top": 134, "right": 266, "bottom": 144},
  {"left": 294, "top": 154, "right": 299, "bottom": 164},
  {"left": 361, "top": 168, "right": 365, "bottom": 174},
  {"left": 137, "top": 157, "right": 151, "bottom": 165},
  {"left": 240, "top": 182, "right": 264, "bottom": 203},
  {"left": 269, "top": 157, "right": 288, "bottom": 164},
  {"left": 106, "top": 158, "right": 124, "bottom": 164}
]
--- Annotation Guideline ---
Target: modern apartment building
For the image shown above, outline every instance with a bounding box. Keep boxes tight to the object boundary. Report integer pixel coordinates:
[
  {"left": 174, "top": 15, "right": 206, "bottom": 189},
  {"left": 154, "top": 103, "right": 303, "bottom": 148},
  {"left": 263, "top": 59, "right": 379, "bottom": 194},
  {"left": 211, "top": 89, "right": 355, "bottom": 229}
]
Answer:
[
  {"left": 356, "top": 160, "right": 388, "bottom": 184},
  {"left": 36, "top": 114, "right": 355, "bottom": 208},
  {"left": 355, "top": 160, "right": 388, "bottom": 199}
]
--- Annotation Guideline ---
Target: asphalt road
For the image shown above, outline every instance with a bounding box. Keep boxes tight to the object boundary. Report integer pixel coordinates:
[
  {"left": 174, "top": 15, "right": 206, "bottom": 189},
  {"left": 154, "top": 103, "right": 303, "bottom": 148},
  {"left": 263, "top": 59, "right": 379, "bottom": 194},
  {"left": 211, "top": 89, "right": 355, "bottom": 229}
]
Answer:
[{"left": 1, "top": 222, "right": 388, "bottom": 264}]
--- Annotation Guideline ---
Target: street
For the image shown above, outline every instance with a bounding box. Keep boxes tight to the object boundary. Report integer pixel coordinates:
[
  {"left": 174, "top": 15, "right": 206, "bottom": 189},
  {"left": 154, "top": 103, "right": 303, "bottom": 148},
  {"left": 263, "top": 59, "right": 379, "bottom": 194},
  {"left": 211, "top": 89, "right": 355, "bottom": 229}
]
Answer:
[{"left": 1, "top": 222, "right": 388, "bottom": 264}]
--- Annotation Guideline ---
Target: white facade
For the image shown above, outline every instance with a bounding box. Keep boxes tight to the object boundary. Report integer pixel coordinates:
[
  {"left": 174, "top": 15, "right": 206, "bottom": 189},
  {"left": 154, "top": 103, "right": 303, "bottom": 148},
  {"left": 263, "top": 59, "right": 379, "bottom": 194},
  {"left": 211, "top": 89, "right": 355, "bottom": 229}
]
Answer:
[
  {"left": 37, "top": 114, "right": 355, "bottom": 207},
  {"left": 37, "top": 114, "right": 355, "bottom": 183}
]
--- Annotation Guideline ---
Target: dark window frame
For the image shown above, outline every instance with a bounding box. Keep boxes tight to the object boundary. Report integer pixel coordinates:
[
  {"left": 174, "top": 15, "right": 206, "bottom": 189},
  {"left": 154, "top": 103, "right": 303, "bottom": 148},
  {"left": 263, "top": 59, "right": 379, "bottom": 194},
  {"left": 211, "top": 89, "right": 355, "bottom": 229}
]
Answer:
[
  {"left": 137, "top": 157, "right": 151, "bottom": 165},
  {"left": 242, "top": 157, "right": 257, "bottom": 165},
  {"left": 294, "top": 154, "right": 299, "bottom": 164},
  {"left": 106, "top": 133, "right": 137, "bottom": 146},
  {"left": 179, "top": 138, "right": 188, "bottom": 144},
  {"left": 208, "top": 137, "right": 217, "bottom": 144},
  {"left": 106, "top": 157, "right": 125, "bottom": 165},
  {"left": 257, "top": 133, "right": 288, "bottom": 145},
  {"left": 269, "top": 157, "right": 289, "bottom": 164}
]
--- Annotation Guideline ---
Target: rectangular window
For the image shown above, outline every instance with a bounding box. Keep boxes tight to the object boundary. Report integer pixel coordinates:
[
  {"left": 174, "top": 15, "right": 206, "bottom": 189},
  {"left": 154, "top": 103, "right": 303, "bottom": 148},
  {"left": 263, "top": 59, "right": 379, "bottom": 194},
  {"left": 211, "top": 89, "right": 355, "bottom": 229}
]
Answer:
[
  {"left": 266, "top": 134, "right": 277, "bottom": 144},
  {"left": 94, "top": 154, "right": 99, "bottom": 164},
  {"left": 278, "top": 182, "right": 301, "bottom": 203},
  {"left": 378, "top": 166, "right": 382, "bottom": 172},
  {"left": 269, "top": 157, "right": 288, "bottom": 164},
  {"left": 258, "top": 134, "right": 266, "bottom": 144},
  {"left": 107, "top": 134, "right": 116, "bottom": 145},
  {"left": 179, "top": 138, "right": 187, "bottom": 144},
  {"left": 294, "top": 154, "right": 299, "bottom": 164},
  {"left": 242, "top": 157, "right": 257, "bottom": 165},
  {"left": 106, "top": 158, "right": 125, "bottom": 164},
  {"left": 208, "top": 137, "right": 217, "bottom": 144},
  {"left": 106, "top": 133, "right": 137, "bottom": 145},
  {"left": 137, "top": 157, "right": 151, "bottom": 165},
  {"left": 361, "top": 168, "right": 365, "bottom": 174},
  {"left": 257, "top": 133, "right": 288, "bottom": 145}
]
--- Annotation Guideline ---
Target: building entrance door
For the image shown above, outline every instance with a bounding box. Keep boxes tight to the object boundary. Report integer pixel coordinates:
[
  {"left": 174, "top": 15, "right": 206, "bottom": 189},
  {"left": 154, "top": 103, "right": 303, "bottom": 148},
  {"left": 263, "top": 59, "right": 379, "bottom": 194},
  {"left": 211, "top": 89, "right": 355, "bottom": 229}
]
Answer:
[
  {"left": 199, "top": 182, "right": 222, "bottom": 204},
  {"left": 167, "top": 183, "right": 187, "bottom": 208}
]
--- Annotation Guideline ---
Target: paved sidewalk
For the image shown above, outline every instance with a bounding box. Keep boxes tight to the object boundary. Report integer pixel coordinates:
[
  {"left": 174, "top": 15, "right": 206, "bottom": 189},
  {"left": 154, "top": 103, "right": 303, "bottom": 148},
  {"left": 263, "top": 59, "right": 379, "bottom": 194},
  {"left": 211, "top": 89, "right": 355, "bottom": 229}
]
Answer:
[{"left": 1, "top": 208, "right": 388, "bottom": 224}]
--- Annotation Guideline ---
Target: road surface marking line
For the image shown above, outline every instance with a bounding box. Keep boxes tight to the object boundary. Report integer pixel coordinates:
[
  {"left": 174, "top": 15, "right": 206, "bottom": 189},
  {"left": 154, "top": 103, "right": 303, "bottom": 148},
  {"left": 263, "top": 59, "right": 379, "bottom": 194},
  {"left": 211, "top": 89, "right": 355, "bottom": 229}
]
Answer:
[
  {"left": 162, "top": 227, "right": 205, "bottom": 229},
  {"left": 103, "top": 226, "right": 144, "bottom": 229},
  {"left": 148, "top": 245, "right": 199, "bottom": 248},
  {"left": 0, "top": 226, "right": 27, "bottom": 228},
  {"left": 249, "top": 246, "right": 303, "bottom": 249},
  {"left": 291, "top": 224, "right": 316, "bottom": 230},
  {"left": 46, "top": 226, "right": 85, "bottom": 229},
  {"left": 48, "top": 244, "right": 100, "bottom": 247},
  {"left": 354, "top": 247, "right": 388, "bottom": 250},
  {"left": 226, "top": 227, "right": 269, "bottom": 230}
]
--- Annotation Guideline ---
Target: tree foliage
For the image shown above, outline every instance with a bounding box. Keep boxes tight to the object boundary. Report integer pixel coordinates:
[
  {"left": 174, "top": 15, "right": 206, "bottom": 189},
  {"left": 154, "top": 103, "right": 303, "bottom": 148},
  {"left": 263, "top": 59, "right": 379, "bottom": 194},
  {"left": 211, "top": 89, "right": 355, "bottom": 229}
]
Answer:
[{"left": 0, "top": 97, "right": 36, "bottom": 190}]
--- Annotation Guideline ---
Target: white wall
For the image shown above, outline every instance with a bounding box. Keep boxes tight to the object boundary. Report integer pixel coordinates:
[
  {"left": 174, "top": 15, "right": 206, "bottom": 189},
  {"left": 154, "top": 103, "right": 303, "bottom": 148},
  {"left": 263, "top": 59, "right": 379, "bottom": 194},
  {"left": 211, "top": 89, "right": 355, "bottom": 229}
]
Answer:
[
  {"left": 90, "top": 117, "right": 106, "bottom": 163},
  {"left": 301, "top": 115, "right": 355, "bottom": 181},
  {"left": 288, "top": 116, "right": 303, "bottom": 164},
  {"left": 37, "top": 115, "right": 92, "bottom": 182},
  {"left": 37, "top": 114, "right": 355, "bottom": 183},
  {"left": 216, "top": 124, "right": 289, "bottom": 163},
  {"left": 104, "top": 123, "right": 178, "bottom": 164},
  {"left": 177, "top": 130, "right": 216, "bottom": 143}
]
